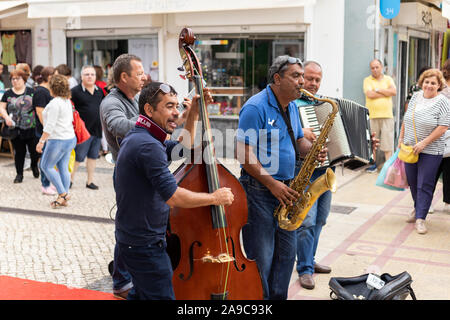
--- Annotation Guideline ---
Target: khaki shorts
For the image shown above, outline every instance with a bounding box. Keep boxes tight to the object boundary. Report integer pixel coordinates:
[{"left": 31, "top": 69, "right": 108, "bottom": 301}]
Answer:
[{"left": 370, "top": 118, "right": 394, "bottom": 153}]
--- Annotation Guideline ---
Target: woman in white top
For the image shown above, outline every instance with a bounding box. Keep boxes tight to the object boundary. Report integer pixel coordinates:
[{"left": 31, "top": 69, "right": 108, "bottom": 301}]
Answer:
[
  {"left": 36, "top": 74, "right": 76, "bottom": 208},
  {"left": 398, "top": 69, "right": 450, "bottom": 234}
]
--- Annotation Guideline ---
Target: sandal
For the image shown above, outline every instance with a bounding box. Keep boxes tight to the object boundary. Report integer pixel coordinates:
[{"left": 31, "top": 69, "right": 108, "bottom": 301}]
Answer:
[{"left": 50, "top": 193, "right": 71, "bottom": 209}]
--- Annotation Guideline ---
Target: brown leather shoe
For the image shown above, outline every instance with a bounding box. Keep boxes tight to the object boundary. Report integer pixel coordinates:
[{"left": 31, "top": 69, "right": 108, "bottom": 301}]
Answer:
[
  {"left": 113, "top": 288, "right": 130, "bottom": 300},
  {"left": 299, "top": 274, "right": 315, "bottom": 290},
  {"left": 314, "top": 263, "right": 331, "bottom": 274}
]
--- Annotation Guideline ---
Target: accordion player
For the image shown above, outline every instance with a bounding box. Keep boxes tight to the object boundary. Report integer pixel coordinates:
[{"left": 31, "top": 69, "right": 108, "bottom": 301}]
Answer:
[{"left": 298, "top": 95, "right": 374, "bottom": 170}]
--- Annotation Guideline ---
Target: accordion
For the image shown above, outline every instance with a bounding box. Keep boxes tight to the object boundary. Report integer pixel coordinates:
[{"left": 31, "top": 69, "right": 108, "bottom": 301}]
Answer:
[{"left": 298, "top": 96, "right": 373, "bottom": 170}]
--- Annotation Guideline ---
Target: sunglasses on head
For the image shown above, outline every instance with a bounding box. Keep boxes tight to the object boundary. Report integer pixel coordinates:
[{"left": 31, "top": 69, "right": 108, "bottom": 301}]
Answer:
[
  {"left": 149, "top": 83, "right": 172, "bottom": 101},
  {"left": 277, "top": 56, "right": 302, "bottom": 74}
]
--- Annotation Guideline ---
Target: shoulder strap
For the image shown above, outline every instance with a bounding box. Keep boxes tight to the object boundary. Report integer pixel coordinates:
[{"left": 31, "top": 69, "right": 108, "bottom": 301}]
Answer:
[
  {"left": 412, "top": 103, "right": 417, "bottom": 144},
  {"left": 273, "top": 93, "right": 300, "bottom": 161}
]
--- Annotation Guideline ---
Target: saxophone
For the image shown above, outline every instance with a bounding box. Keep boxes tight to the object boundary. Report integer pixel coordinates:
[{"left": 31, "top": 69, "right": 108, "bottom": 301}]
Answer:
[{"left": 274, "top": 89, "right": 338, "bottom": 231}]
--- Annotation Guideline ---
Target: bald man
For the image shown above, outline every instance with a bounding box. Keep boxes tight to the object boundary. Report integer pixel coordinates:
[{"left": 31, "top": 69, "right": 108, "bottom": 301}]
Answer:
[{"left": 363, "top": 59, "right": 397, "bottom": 172}]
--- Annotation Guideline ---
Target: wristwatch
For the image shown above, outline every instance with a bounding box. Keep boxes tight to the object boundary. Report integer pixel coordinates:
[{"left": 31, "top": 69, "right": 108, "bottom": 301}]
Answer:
[{"left": 375, "top": 88, "right": 379, "bottom": 93}]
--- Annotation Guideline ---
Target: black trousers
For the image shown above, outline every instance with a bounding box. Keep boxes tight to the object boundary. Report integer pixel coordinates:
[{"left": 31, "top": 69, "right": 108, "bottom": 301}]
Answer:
[
  {"left": 11, "top": 134, "right": 39, "bottom": 176},
  {"left": 433, "top": 156, "right": 450, "bottom": 204}
]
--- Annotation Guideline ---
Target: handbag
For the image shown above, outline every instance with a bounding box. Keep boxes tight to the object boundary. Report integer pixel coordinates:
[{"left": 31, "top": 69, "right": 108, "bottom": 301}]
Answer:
[
  {"left": 0, "top": 122, "right": 19, "bottom": 140},
  {"left": 384, "top": 158, "right": 408, "bottom": 189},
  {"left": 72, "top": 106, "right": 90, "bottom": 145},
  {"left": 329, "top": 271, "right": 417, "bottom": 300},
  {"left": 398, "top": 104, "right": 418, "bottom": 163},
  {"left": 376, "top": 149, "right": 405, "bottom": 191}
]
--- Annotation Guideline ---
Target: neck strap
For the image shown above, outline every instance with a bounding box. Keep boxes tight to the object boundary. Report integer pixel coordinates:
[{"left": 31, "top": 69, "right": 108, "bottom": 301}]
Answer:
[{"left": 135, "top": 114, "right": 167, "bottom": 143}]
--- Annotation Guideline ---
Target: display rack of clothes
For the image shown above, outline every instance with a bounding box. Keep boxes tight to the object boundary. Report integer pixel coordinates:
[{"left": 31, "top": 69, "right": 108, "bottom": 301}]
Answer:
[{"left": 0, "top": 30, "right": 32, "bottom": 67}]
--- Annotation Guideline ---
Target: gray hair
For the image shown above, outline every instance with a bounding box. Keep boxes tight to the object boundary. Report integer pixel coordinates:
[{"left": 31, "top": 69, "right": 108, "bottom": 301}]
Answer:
[
  {"left": 268, "top": 55, "right": 303, "bottom": 84},
  {"left": 304, "top": 60, "right": 322, "bottom": 71},
  {"left": 81, "top": 65, "right": 95, "bottom": 75}
]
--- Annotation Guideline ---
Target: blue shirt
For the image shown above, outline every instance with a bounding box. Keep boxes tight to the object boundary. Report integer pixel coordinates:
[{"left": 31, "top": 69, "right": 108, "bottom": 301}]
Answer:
[
  {"left": 114, "top": 126, "right": 179, "bottom": 246},
  {"left": 237, "top": 85, "right": 304, "bottom": 180}
]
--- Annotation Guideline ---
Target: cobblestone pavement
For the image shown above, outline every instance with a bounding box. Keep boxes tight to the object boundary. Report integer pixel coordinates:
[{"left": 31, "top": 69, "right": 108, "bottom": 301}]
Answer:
[
  {"left": 0, "top": 155, "right": 118, "bottom": 292},
  {"left": 1, "top": 152, "right": 449, "bottom": 299},
  {"left": 0, "top": 155, "right": 242, "bottom": 294}
]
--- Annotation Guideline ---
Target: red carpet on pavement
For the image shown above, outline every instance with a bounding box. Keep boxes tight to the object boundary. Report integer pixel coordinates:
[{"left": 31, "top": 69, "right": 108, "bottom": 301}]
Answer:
[{"left": 0, "top": 275, "right": 118, "bottom": 300}]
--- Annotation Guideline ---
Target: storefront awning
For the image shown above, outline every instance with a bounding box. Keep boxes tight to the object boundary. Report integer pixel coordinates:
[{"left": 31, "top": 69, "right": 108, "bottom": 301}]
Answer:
[
  {"left": 0, "top": 1, "right": 27, "bottom": 19},
  {"left": 27, "top": 0, "right": 315, "bottom": 18}
]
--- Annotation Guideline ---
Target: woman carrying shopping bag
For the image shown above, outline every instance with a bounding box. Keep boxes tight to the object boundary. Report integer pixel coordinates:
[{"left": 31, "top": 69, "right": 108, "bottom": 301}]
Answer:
[{"left": 398, "top": 69, "right": 450, "bottom": 234}]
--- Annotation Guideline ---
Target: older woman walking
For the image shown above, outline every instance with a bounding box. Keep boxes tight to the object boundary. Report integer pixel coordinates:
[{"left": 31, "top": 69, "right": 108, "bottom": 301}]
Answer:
[
  {"left": 36, "top": 74, "right": 76, "bottom": 209},
  {"left": 0, "top": 69, "right": 38, "bottom": 183},
  {"left": 399, "top": 69, "right": 450, "bottom": 234}
]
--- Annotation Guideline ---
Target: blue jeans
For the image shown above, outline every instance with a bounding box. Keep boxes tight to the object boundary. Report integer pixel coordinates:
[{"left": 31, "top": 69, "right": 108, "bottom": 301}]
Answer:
[
  {"left": 296, "top": 167, "right": 333, "bottom": 276},
  {"left": 239, "top": 172, "right": 297, "bottom": 300},
  {"left": 118, "top": 240, "right": 174, "bottom": 300},
  {"left": 39, "top": 144, "right": 51, "bottom": 188},
  {"left": 112, "top": 166, "right": 133, "bottom": 293},
  {"left": 40, "top": 137, "right": 77, "bottom": 194},
  {"left": 405, "top": 153, "right": 442, "bottom": 220}
]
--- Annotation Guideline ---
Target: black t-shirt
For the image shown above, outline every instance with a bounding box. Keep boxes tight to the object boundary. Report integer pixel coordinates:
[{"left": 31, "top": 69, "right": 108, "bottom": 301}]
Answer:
[
  {"left": 1, "top": 87, "right": 35, "bottom": 130},
  {"left": 71, "top": 84, "right": 104, "bottom": 138},
  {"left": 32, "top": 86, "right": 53, "bottom": 135}
]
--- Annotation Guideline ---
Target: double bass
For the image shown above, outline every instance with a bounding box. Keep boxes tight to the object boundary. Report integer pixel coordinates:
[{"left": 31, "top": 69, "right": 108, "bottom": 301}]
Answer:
[{"left": 166, "top": 28, "right": 263, "bottom": 300}]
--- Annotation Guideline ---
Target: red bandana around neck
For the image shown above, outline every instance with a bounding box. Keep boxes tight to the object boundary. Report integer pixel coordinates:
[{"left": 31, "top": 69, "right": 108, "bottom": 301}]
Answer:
[{"left": 135, "top": 114, "right": 167, "bottom": 143}]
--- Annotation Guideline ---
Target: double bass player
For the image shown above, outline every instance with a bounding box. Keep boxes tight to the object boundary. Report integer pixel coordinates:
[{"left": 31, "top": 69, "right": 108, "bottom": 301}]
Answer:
[{"left": 114, "top": 82, "right": 234, "bottom": 300}]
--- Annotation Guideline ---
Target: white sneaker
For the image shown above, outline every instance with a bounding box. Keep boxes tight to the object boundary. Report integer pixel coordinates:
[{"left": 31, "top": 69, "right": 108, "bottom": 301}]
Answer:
[
  {"left": 41, "top": 186, "right": 57, "bottom": 195},
  {"left": 406, "top": 209, "right": 416, "bottom": 223},
  {"left": 415, "top": 219, "right": 427, "bottom": 234},
  {"left": 443, "top": 203, "right": 450, "bottom": 213}
]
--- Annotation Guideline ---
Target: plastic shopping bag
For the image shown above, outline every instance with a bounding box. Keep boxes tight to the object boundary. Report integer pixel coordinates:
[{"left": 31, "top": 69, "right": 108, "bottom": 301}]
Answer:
[
  {"left": 375, "top": 149, "right": 405, "bottom": 191},
  {"left": 384, "top": 158, "right": 408, "bottom": 189},
  {"left": 68, "top": 149, "right": 75, "bottom": 173}
]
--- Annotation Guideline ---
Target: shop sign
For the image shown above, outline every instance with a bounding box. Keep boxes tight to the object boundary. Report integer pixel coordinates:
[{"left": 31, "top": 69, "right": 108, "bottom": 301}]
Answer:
[
  {"left": 195, "top": 40, "right": 229, "bottom": 46},
  {"left": 380, "top": 0, "right": 400, "bottom": 19}
]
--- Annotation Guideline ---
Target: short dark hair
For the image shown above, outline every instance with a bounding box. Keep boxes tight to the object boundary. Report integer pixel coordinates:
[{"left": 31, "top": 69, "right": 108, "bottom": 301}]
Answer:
[
  {"left": 112, "top": 54, "right": 142, "bottom": 84},
  {"left": 138, "top": 82, "right": 177, "bottom": 115},
  {"left": 55, "top": 64, "right": 72, "bottom": 76},
  {"left": 40, "top": 66, "right": 55, "bottom": 83},
  {"left": 31, "top": 65, "right": 44, "bottom": 84}
]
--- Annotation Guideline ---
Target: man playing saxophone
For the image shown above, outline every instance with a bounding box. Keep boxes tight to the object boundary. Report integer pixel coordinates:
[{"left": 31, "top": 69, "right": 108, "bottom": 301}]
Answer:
[{"left": 235, "top": 55, "right": 327, "bottom": 300}]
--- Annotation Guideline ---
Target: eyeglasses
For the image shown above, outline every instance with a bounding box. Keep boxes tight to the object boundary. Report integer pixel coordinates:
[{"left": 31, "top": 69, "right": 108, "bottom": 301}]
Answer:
[
  {"left": 11, "top": 77, "right": 22, "bottom": 81},
  {"left": 149, "top": 83, "right": 171, "bottom": 102},
  {"left": 276, "top": 56, "right": 302, "bottom": 74}
]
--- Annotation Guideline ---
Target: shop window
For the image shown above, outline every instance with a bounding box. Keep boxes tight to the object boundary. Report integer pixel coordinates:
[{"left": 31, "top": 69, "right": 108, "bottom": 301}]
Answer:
[
  {"left": 0, "top": 30, "right": 33, "bottom": 90},
  {"left": 68, "top": 36, "right": 158, "bottom": 84},
  {"left": 194, "top": 34, "right": 304, "bottom": 116}
]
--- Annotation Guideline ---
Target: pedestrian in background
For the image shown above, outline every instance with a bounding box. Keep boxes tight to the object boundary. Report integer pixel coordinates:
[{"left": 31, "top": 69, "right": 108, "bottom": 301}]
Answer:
[
  {"left": 36, "top": 74, "right": 76, "bottom": 209},
  {"left": 0, "top": 69, "right": 39, "bottom": 183},
  {"left": 33, "top": 66, "right": 57, "bottom": 195},
  {"left": 55, "top": 64, "right": 78, "bottom": 89},
  {"left": 70, "top": 65, "right": 104, "bottom": 190},
  {"left": 363, "top": 59, "right": 397, "bottom": 172},
  {"left": 431, "top": 60, "right": 450, "bottom": 213},
  {"left": 399, "top": 69, "right": 450, "bottom": 234}
]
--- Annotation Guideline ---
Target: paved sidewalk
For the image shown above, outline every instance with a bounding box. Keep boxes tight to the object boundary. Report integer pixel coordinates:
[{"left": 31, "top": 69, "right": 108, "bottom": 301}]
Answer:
[{"left": 0, "top": 154, "right": 449, "bottom": 299}]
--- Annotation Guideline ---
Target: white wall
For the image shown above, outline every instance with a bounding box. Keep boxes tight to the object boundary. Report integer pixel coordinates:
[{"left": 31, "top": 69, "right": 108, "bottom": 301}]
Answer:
[{"left": 305, "top": 0, "right": 345, "bottom": 98}]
